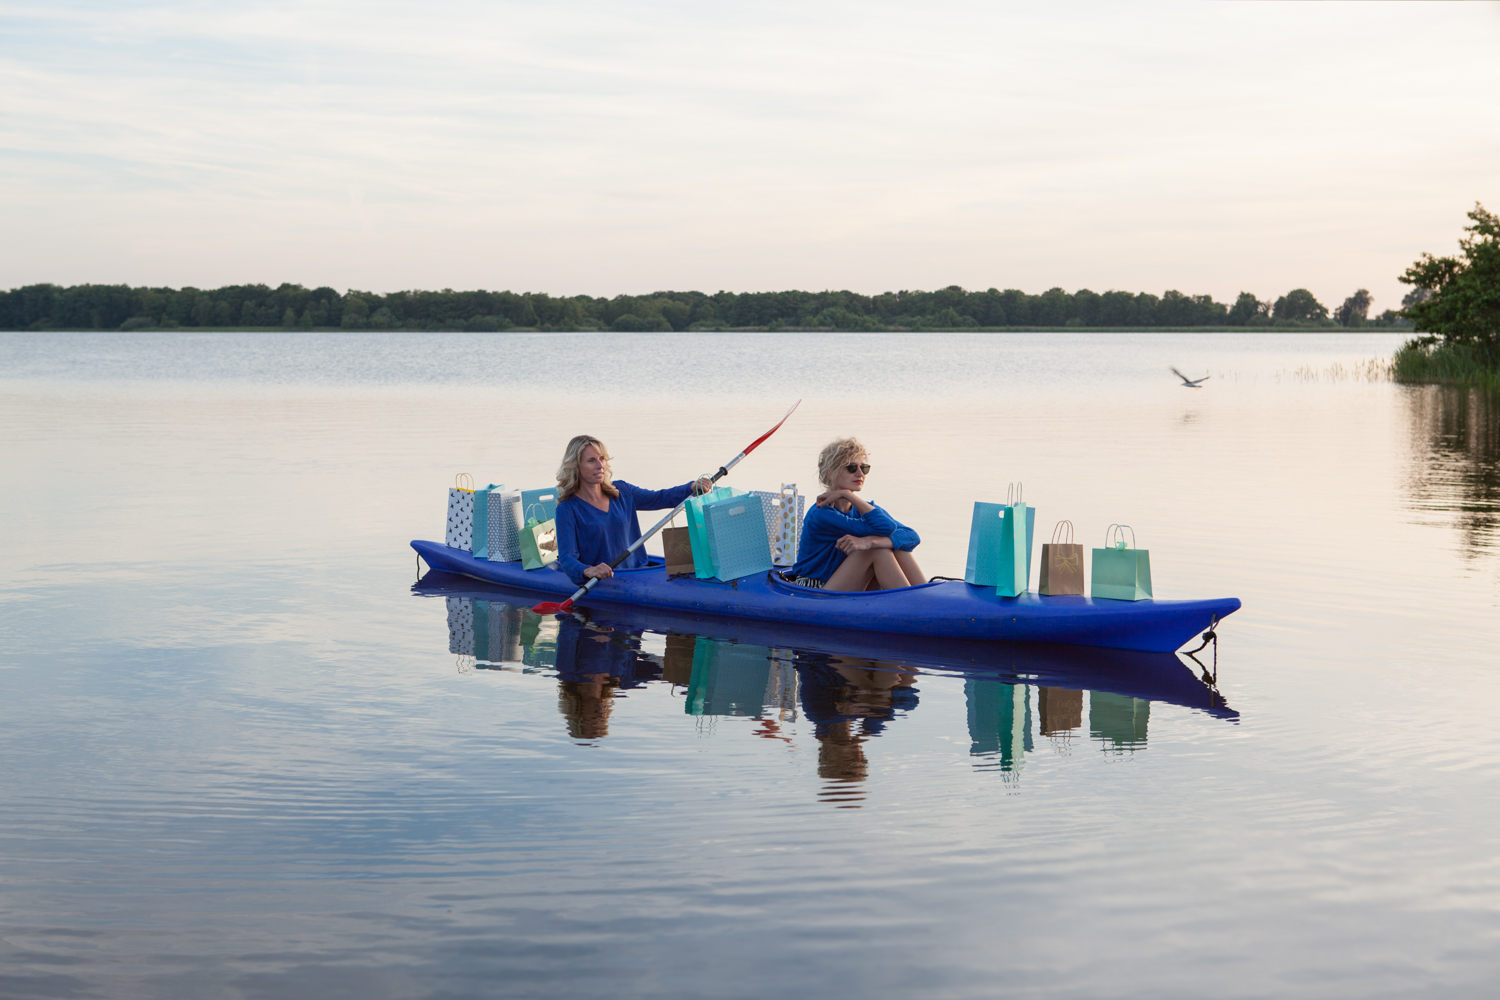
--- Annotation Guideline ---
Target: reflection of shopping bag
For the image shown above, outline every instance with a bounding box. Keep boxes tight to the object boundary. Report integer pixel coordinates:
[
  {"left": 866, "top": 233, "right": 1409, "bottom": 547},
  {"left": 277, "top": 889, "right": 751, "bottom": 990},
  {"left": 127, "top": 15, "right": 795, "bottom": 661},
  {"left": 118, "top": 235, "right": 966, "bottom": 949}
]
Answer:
[
  {"left": 520, "top": 614, "right": 559, "bottom": 668},
  {"left": 446, "top": 596, "right": 473, "bottom": 654},
  {"left": 750, "top": 484, "right": 804, "bottom": 566},
  {"left": 686, "top": 486, "right": 744, "bottom": 579},
  {"left": 1039, "top": 520, "right": 1085, "bottom": 596},
  {"left": 519, "top": 505, "right": 558, "bottom": 570},
  {"left": 446, "top": 474, "right": 475, "bottom": 549},
  {"left": 996, "top": 485, "right": 1032, "bottom": 597},
  {"left": 702, "top": 493, "right": 773, "bottom": 581},
  {"left": 470, "top": 483, "right": 504, "bottom": 559},
  {"left": 1091, "top": 524, "right": 1153, "bottom": 601},
  {"left": 662, "top": 511, "right": 695, "bottom": 578},
  {"left": 487, "top": 489, "right": 522, "bottom": 562},
  {"left": 964, "top": 495, "right": 1035, "bottom": 586}
]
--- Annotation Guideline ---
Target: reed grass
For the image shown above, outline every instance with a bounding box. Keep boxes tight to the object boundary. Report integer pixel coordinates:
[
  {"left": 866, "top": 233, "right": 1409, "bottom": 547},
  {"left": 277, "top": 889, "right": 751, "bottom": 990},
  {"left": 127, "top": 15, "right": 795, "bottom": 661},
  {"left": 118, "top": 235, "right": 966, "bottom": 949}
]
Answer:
[{"left": 1391, "top": 338, "right": 1500, "bottom": 387}]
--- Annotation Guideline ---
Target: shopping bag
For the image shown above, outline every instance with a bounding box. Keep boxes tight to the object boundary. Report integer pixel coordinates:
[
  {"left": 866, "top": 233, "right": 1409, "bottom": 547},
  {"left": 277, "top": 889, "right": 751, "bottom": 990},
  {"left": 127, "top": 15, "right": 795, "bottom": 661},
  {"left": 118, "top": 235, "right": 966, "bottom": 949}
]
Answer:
[
  {"left": 487, "top": 489, "right": 523, "bottom": 562},
  {"left": 662, "top": 510, "right": 695, "bottom": 578},
  {"left": 520, "top": 487, "right": 558, "bottom": 523},
  {"left": 686, "top": 486, "right": 745, "bottom": 579},
  {"left": 965, "top": 483, "right": 1034, "bottom": 587},
  {"left": 701, "top": 492, "right": 773, "bottom": 581},
  {"left": 750, "top": 484, "right": 804, "bottom": 566},
  {"left": 446, "top": 473, "right": 475, "bottom": 549},
  {"left": 995, "top": 494, "right": 1031, "bottom": 597},
  {"left": 1091, "top": 524, "right": 1153, "bottom": 601},
  {"left": 470, "top": 483, "right": 505, "bottom": 559},
  {"left": 519, "top": 504, "right": 558, "bottom": 570},
  {"left": 1039, "top": 520, "right": 1085, "bottom": 596}
]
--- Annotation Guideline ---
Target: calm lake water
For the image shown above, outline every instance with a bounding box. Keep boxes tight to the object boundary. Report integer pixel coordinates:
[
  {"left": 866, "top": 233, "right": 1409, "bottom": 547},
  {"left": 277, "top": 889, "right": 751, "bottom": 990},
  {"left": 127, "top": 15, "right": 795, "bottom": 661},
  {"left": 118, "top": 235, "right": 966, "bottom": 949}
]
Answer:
[{"left": 2, "top": 331, "right": 1498, "bottom": 999}]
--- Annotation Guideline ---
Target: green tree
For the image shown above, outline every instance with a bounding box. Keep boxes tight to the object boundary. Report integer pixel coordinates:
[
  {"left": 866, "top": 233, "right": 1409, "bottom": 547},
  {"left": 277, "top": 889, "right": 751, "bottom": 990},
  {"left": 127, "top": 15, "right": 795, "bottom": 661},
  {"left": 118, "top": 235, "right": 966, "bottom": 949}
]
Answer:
[
  {"left": 1334, "top": 289, "right": 1372, "bottom": 327},
  {"left": 1272, "top": 288, "right": 1328, "bottom": 323},
  {"left": 1401, "top": 203, "right": 1500, "bottom": 355},
  {"left": 1227, "top": 292, "right": 1267, "bottom": 325}
]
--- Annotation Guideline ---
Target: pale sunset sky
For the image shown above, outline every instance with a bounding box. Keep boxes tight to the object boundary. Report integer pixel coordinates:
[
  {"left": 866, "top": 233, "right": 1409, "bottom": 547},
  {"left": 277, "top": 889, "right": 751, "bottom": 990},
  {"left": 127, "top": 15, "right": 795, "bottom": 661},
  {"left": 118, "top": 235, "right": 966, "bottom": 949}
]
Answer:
[{"left": 2, "top": 0, "right": 1498, "bottom": 313}]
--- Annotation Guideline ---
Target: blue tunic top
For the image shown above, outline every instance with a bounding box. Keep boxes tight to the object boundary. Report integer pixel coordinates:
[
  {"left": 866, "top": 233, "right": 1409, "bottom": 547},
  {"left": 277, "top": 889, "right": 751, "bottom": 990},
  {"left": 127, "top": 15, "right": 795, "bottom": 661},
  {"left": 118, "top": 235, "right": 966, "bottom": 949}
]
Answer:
[
  {"left": 789, "top": 501, "right": 920, "bottom": 584},
  {"left": 555, "top": 479, "right": 696, "bottom": 586}
]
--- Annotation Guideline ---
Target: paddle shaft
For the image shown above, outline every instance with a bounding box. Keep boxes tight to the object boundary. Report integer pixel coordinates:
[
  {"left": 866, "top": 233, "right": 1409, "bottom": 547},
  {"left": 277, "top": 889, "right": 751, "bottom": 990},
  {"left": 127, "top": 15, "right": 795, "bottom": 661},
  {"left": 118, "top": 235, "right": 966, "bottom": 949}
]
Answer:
[{"left": 535, "top": 401, "right": 799, "bottom": 614}]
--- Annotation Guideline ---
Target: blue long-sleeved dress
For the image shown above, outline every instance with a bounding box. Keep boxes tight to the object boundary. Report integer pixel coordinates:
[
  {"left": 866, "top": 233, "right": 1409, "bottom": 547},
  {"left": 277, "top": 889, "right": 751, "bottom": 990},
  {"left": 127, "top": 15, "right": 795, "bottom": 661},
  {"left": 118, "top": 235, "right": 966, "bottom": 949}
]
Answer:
[
  {"left": 788, "top": 501, "right": 920, "bottom": 584},
  {"left": 555, "top": 480, "right": 696, "bottom": 586}
]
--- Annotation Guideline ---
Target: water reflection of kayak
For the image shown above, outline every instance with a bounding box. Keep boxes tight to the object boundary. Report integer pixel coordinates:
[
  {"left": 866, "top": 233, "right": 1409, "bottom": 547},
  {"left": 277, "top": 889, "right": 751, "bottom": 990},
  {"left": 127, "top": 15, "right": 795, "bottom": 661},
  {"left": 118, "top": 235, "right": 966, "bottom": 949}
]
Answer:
[
  {"left": 412, "top": 539, "right": 1238, "bottom": 654},
  {"left": 414, "top": 539, "right": 1241, "bottom": 654},
  {"left": 413, "top": 571, "right": 1236, "bottom": 720}
]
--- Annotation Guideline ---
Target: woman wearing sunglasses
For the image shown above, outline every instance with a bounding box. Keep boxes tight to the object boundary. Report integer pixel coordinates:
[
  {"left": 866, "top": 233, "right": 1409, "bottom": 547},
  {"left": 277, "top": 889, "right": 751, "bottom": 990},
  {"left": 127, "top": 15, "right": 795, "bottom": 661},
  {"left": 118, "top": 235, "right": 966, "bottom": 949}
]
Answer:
[{"left": 786, "top": 437, "right": 926, "bottom": 591}]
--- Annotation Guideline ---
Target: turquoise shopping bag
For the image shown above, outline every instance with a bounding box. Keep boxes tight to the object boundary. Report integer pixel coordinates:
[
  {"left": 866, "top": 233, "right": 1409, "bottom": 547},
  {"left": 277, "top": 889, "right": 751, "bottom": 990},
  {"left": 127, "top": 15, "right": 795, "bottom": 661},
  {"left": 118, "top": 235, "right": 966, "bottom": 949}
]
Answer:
[
  {"left": 964, "top": 486, "right": 1035, "bottom": 586},
  {"left": 469, "top": 483, "right": 504, "bottom": 559},
  {"left": 701, "top": 493, "right": 773, "bottom": 582},
  {"left": 1091, "top": 524, "right": 1153, "bottom": 601}
]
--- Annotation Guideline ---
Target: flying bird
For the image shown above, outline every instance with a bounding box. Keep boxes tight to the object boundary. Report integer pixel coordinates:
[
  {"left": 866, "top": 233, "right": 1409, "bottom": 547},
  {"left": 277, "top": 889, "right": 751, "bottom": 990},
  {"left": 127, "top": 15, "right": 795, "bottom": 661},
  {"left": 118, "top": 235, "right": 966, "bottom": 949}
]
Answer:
[{"left": 1170, "top": 366, "right": 1210, "bottom": 388}]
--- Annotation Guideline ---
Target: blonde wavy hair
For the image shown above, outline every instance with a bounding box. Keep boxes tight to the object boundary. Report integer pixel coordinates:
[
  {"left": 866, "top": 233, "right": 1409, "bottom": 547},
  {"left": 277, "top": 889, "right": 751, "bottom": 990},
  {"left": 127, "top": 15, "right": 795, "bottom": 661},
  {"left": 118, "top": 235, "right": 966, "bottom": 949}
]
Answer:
[
  {"left": 817, "top": 436, "right": 869, "bottom": 489},
  {"left": 556, "top": 434, "right": 620, "bottom": 502}
]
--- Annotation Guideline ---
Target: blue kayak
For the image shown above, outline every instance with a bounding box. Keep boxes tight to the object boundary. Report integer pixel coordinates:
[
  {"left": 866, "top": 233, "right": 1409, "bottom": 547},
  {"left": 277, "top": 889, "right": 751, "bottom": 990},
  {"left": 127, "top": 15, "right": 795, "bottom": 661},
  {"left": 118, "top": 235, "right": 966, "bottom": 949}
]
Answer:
[{"left": 410, "top": 539, "right": 1240, "bottom": 654}]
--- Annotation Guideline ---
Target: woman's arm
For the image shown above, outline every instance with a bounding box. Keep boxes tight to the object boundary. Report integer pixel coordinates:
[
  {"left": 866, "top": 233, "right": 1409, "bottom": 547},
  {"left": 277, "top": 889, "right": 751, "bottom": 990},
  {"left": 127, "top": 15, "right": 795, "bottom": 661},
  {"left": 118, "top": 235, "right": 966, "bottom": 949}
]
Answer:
[
  {"left": 615, "top": 480, "right": 696, "bottom": 511},
  {"left": 802, "top": 502, "right": 899, "bottom": 543}
]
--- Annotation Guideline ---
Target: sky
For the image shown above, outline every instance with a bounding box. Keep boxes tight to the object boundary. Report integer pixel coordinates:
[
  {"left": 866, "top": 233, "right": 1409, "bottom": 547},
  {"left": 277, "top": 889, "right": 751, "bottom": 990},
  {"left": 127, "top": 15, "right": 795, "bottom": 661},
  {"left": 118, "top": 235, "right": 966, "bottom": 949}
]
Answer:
[{"left": 2, "top": 1, "right": 1498, "bottom": 313}]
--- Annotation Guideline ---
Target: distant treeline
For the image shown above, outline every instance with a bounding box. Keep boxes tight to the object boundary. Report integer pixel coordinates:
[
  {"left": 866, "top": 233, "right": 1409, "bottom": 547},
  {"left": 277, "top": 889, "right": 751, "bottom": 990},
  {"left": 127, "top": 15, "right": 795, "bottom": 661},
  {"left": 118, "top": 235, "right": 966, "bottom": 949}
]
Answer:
[{"left": 0, "top": 282, "right": 1409, "bottom": 332}]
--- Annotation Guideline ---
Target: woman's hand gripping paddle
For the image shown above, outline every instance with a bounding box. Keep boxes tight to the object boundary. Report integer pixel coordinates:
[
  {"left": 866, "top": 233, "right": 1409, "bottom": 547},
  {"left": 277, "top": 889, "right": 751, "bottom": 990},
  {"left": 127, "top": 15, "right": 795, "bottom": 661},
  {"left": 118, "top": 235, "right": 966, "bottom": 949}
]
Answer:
[{"left": 531, "top": 400, "right": 801, "bottom": 615}]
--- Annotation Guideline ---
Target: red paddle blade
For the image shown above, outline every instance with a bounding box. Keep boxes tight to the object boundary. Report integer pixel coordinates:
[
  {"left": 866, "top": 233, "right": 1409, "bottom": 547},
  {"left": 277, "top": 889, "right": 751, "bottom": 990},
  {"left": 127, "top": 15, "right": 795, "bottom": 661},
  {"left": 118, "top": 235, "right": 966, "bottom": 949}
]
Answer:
[
  {"left": 531, "top": 599, "right": 572, "bottom": 615},
  {"left": 742, "top": 399, "right": 800, "bottom": 456}
]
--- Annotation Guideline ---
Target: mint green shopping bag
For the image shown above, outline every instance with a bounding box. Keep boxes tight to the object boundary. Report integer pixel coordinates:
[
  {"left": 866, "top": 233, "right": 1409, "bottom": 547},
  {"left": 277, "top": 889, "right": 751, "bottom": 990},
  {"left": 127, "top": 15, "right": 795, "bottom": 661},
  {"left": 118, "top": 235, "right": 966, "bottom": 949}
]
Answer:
[
  {"left": 519, "top": 504, "right": 558, "bottom": 570},
  {"left": 994, "top": 483, "right": 1032, "bottom": 597},
  {"left": 995, "top": 504, "right": 1032, "bottom": 597},
  {"left": 1091, "top": 524, "right": 1153, "bottom": 601},
  {"left": 686, "top": 486, "right": 744, "bottom": 579}
]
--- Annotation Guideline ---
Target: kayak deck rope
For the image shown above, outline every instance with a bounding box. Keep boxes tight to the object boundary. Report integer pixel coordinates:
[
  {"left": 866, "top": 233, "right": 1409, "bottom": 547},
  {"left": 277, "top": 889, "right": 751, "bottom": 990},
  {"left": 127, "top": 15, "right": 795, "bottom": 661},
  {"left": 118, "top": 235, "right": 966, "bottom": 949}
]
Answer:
[{"left": 1183, "top": 615, "right": 1219, "bottom": 691}]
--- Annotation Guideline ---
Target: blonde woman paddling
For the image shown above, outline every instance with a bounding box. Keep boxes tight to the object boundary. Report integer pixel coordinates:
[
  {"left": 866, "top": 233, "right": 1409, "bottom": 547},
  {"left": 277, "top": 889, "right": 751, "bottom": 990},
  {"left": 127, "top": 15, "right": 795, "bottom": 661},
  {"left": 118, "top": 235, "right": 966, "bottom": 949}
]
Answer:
[
  {"left": 787, "top": 437, "right": 926, "bottom": 591},
  {"left": 553, "top": 435, "right": 712, "bottom": 588}
]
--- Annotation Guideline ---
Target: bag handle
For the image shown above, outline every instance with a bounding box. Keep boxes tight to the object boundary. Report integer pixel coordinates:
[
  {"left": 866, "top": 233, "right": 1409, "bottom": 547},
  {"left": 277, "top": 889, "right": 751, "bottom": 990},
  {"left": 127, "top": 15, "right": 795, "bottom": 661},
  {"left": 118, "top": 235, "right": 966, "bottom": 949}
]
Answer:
[
  {"left": 455, "top": 472, "right": 475, "bottom": 492},
  {"left": 525, "top": 503, "right": 547, "bottom": 525},
  {"left": 1006, "top": 481, "right": 1024, "bottom": 507},
  {"left": 1105, "top": 524, "right": 1136, "bottom": 549},
  {"left": 1051, "top": 520, "right": 1074, "bottom": 545}
]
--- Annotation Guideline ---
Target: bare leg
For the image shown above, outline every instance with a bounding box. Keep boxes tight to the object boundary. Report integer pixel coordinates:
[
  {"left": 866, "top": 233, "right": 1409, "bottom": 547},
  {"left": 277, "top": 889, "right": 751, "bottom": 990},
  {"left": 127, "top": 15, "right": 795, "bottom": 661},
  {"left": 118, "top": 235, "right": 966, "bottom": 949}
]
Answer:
[
  {"left": 868, "top": 549, "right": 910, "bottom": 590},
  {"left": 894, "top": 550, "right": 927, "bottom": 586},
  {"left": 824, "top": 549, "right": 878, "bottom": 591}
]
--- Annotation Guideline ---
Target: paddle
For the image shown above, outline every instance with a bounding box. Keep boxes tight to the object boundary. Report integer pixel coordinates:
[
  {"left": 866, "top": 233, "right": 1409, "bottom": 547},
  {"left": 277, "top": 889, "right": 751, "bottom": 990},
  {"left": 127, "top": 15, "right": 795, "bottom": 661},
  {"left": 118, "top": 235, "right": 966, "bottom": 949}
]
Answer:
[{"left": 531, "top": 400, "right": 801, "bottom": 615}]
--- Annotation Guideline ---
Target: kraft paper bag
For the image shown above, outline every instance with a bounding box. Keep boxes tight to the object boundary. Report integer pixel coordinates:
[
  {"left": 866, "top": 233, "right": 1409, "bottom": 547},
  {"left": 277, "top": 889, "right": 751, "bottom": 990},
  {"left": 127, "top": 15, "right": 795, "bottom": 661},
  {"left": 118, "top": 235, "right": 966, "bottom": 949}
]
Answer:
[
  {"left": 663, "top": 511, "right": 695, "bottom": 578},
  {"left": 1091, "top": 524, "right": 1153, "bottom": 601},
  {"left": 1039, "top": 519, "right": 1085, "bottom": 596}
]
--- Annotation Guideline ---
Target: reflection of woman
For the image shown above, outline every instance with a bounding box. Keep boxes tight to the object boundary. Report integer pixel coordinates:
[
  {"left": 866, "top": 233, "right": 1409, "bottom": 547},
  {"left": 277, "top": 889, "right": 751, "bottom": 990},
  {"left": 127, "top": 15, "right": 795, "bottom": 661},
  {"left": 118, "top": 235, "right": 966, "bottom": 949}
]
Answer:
[
  {"left": 553, "top": 435, "right": 711, "bottom": 587},
  {"left": 557, "top": 675, "right": 619, "bottom": 740},
  {"left": 798, "top": 658, "right": 920, "bottom": 802},
  {"left": 788, "top": 438, "right": 926, "bottom": 591}
]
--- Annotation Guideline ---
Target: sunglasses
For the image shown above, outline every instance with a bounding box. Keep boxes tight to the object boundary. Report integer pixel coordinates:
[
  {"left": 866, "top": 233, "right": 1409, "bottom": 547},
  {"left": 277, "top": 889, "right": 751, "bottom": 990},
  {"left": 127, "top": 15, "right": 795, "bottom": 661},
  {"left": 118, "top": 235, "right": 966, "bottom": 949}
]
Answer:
[{"left": 844, "top": 463, "right": 871, "bottom": 474}]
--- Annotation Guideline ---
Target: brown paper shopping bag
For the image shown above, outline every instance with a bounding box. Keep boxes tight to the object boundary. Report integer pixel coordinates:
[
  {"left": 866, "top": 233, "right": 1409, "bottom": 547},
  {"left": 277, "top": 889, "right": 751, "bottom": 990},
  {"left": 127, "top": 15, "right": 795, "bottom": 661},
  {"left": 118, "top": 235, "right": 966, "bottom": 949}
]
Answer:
[
  {"left": 663, "top": 511, "right": 695, "bottom": 578},
  {"left": 1039, "top": 520, "right": 1086, "bottom": 596}
]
